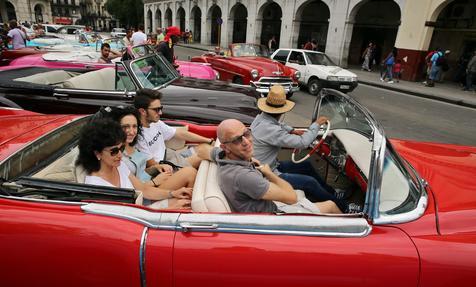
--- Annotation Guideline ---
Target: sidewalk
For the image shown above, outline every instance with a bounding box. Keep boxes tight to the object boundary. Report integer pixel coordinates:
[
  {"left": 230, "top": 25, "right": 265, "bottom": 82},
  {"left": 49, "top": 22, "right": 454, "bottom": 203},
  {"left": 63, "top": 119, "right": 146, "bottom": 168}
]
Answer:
[{"left": 178, "top": 43, "right": 476, "bottom": 109}]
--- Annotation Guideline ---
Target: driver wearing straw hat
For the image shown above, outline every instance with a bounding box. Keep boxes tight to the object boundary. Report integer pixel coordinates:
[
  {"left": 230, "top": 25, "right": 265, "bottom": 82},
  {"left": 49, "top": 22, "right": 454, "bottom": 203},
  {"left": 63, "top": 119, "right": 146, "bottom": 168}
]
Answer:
[{"left": 251, "top": 85, "right": 350, "bottom": 213}]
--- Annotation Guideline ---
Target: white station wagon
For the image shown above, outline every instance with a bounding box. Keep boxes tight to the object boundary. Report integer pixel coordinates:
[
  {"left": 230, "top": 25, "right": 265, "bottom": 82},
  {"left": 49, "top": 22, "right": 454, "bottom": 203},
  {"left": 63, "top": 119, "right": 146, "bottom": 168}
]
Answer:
[{"left": 271, "top": 48, "right": 358, "bottom": 95}]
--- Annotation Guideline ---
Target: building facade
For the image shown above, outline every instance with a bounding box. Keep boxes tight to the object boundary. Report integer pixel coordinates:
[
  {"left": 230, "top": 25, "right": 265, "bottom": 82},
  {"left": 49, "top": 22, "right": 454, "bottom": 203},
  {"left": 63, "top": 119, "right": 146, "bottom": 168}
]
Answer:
[
  {"left": 142, "top": 0, "right": 476, "bottom": 81},
  {"left": 1, "top": 0, "right": 53, "bottom": 24}
]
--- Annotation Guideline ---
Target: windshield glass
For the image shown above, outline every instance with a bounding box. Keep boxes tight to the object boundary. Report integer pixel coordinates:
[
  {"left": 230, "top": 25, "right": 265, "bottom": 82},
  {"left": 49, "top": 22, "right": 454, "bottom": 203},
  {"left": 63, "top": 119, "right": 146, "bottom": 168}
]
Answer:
[
  {"left": 317, "top": 93, "right": 373, "bottom": 138},
  {"left": 129, "top": 55, "right": 177, "bottom": 89},
  {"left": 98, "top": 37, "right": 126, "bottom": 52},
  {"left": 305, "top": 52, "right": 336, "bottom": 66},
  {"left": 131, "top": 45, "right": 154, "bottom": 58},
  {"left": 231, "top": 44, "right": 269, "bottom": 57}
]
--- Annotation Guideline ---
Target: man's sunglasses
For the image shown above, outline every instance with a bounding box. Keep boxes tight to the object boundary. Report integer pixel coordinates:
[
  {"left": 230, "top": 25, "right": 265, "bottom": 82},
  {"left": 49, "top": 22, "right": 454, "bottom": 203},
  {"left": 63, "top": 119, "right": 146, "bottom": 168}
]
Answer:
[
  {"left": 108, "top": 144, "right": 125, "bottom": 156},
  {"left": 223, "top": 129, "right": 252, "bottom": 144},
  {"left": 148, "top": 106, "right": 164, "bottom": 113}
]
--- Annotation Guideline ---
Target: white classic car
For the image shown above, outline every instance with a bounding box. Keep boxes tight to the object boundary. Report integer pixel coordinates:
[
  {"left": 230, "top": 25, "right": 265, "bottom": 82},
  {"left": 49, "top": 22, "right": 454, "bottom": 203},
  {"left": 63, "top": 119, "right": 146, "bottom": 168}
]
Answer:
[
  {"left": 271, "top": 48, "right": 358, "bottom": 95},
  {"left": 111, "top": 28, "right": 127, "bottom": 38}
]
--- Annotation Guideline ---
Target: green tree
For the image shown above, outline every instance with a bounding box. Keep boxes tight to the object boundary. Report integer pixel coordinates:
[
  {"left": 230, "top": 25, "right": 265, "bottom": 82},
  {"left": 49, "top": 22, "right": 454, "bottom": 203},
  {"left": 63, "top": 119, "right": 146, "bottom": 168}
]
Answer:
[{"left": 105, "top": 0, "right": 144, "bottom": 28}]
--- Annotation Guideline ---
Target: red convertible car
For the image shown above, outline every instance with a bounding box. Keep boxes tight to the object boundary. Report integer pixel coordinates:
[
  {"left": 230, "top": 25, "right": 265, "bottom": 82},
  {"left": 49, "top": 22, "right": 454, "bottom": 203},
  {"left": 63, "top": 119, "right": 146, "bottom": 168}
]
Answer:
[
  {"left": 191, "top": 43, "right": 300, "bottom": 98},
  {"left": 0, "top": 89, "right": 475, "bottom": 286}
]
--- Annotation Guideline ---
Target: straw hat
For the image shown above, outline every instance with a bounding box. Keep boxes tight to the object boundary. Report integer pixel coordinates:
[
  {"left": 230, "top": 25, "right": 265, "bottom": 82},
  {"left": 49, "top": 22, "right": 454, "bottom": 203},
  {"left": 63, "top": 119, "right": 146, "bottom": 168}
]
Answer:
[{"left": 257, "top": 85, "right": 295, "bottom": 114}]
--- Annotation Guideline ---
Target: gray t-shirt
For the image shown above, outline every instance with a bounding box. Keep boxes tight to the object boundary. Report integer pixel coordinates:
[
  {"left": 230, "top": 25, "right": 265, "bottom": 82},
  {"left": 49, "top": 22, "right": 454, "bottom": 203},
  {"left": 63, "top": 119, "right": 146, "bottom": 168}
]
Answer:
[
  {"left": 212, "top": 148, "right": 277, "bottom": 213},
  {"left": 251, "top": 113, "right": 320, "bottom": 172}
]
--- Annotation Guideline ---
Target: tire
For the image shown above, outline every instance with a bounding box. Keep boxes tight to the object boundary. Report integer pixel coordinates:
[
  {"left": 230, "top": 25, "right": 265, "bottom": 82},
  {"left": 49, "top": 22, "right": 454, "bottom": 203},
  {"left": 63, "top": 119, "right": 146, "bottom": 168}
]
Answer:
[
  {"left": 233, "top": 76, "right": 244, "bottom": 85},
  {"left": 308, "top": 78, "right": 321, "bottom": 95}
]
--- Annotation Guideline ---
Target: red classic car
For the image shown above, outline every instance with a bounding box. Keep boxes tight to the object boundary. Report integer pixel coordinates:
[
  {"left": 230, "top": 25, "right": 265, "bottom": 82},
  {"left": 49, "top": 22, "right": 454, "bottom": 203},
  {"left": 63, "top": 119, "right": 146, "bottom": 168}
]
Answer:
[
  {"left": 191, "top": 43, "right": 300, "bottom": 98},
  {"left": 1, "top": 89, "right": 475, "bottom": 286}
]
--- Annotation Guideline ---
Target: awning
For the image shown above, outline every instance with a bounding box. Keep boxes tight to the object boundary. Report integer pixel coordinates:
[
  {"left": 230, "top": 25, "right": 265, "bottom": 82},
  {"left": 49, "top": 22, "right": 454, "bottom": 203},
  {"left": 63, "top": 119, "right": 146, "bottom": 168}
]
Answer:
[{"left": 54, "top": 17, "right": 73, "bottom": 25}]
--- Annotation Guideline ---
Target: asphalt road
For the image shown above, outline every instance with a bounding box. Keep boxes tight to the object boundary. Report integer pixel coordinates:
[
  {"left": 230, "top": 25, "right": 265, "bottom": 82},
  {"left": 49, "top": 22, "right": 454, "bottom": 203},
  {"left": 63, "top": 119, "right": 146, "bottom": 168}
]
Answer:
[{"left": 175, "top": 45, "right": 476, "bottom": 146}]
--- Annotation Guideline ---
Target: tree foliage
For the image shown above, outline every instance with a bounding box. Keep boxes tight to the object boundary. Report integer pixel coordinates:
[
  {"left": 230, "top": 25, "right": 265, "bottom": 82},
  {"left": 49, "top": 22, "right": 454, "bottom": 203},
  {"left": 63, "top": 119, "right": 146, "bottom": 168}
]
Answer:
[{"left": 105, "top": 0, "right": 144, "bottom": 29}]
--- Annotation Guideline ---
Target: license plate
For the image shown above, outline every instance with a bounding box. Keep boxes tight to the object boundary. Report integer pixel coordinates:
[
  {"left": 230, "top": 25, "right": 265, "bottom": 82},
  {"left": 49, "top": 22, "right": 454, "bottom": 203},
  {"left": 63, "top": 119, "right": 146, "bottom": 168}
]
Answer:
[{"left": 340, "top": 85, "right": 350, "bottom": 89}]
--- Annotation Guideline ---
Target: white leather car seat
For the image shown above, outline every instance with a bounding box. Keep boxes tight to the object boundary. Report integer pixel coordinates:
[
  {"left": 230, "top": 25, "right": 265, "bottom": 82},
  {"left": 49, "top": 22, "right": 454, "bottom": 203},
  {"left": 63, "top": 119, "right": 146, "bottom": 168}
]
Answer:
[
  {"left": 63, "top": 68, "right": 115, "bottom": 90},
  {"left": 192, "top": 139, "right": 231, "bottom": 212}
]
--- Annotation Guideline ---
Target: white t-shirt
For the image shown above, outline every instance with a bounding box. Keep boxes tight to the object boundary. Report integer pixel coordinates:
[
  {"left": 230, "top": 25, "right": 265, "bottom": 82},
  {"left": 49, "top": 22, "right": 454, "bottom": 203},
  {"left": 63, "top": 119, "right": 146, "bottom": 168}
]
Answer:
[
  {"left": 136, "top": 121, "right": 176, "bottom": 163},
  {"left": 131, "top": 31, "right": 147, "bottom": 46},
  {"left": 84, "top": 162, "right": 134, "bottom": 189}
]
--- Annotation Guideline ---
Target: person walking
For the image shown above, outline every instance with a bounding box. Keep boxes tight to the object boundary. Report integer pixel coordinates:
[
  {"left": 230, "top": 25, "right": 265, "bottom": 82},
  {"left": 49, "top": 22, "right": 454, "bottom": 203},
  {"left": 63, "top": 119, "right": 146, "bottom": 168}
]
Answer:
[
  {"left": 426, "top": 49, "right": 446, "bottom": 87},
  {"left": 131, "top": 25, "right": 147, "bottom": 46},
  {"left": 463, "top": 51, "right": 476, "bottom": 91},
  {"left": 361, "top": 42, "right": 373, "bottom": 71},
  {"left": 380, "top": 47, "right": 397, "bottom": 83},
  {"left": 268, "top": 35, "right": 278, "bottom": 53},
  {"left": 7, "top": 20, "right": 28, "bottom": 49}
]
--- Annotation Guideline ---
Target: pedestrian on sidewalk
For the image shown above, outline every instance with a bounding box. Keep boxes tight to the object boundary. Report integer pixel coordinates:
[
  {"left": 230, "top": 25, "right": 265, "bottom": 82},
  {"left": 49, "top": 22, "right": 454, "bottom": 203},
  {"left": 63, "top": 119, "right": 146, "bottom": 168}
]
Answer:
[
  {"left": 361, "top": 42, "right": 373, "bottom": 71},
  {"left": 380, "top": 47, "right": 397, "bottom": 83},
  {"left": 268, "top": 35, "right": 278, "bottom": 53},
  {"left": 156, "top": 28, "right": 165, "bottom": 43},
  {"left": 437, "top": 50, "right": 451, "bottom": 82},
  {"left": 463, "top": 51, "right": 476, "bottom": 91},
  {"left": 423, "top": 48, "right": 438, "bottom": 82},
  {"left": 426, "top": 49, "right": 447, "bottom": 87},
  {"left": 393, "top": 59, "right": 403, "bottom": 82}
]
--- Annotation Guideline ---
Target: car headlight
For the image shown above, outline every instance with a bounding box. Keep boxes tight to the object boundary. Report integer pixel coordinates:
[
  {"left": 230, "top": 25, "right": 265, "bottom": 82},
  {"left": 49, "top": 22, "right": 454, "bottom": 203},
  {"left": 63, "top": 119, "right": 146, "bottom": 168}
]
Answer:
[
  {"left": 327, "top": 76, "right": 338, "bottom": 81},
  {"left": 251, "top": 69, "right": 259, "bottom": 79},
  {"left": 215, "top": 70, "right": 220, "bottom": 80},
  {"left": 294, "top": 70, "right": 301, "bottom": 80},
  {"left": 351, "top": 76, "right": 358, "bottom": 82}
]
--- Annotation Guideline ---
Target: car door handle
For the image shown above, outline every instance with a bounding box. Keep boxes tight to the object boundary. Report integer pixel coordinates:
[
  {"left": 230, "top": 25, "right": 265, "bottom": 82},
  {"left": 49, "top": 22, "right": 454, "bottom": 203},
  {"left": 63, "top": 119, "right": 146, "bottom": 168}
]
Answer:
[
  {"left": 53, "top": 93, "right": 70, "bottom": 99},
  {"left": 179, "top": 223, "right": 218, "bottom": 232}
]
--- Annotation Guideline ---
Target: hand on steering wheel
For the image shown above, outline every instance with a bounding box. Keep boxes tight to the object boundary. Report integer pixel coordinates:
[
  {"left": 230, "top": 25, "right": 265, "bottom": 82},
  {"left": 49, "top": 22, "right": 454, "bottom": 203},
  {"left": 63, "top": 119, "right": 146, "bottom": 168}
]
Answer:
[{"left": 291, "top": 120, "right": 330, "bottom": 164}]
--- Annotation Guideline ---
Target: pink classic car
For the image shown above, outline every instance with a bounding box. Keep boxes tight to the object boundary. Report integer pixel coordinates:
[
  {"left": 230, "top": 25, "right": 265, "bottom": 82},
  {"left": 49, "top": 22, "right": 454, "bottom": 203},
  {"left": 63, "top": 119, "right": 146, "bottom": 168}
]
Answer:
[{"left": 4, "top": 44, "right": 218, "bottom": 80}]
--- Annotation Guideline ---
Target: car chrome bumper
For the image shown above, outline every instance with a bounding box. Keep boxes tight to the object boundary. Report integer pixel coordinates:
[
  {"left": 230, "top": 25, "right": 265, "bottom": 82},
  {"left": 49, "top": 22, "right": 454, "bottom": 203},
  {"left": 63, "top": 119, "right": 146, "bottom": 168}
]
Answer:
[{"left": 250, "top": 79, "right": 299, "bottom": 94}]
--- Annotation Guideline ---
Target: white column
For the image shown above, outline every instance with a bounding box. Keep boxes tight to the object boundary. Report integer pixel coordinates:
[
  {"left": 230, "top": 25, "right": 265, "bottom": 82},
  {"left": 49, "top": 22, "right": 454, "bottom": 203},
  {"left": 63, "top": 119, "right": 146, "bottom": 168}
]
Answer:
[
  {"left": 144, "top": 5, "right": 149, "bottom": 33},
  {"left": 279, "top": 0, "right": 295, "bottom": 49},
  {"left": 152, "top": 5, "right": 157, "bottom": 32},
  {"left": 185, "top": 0, "right": 190, "bottom": 31},
  {"left": 201, "top": 1, "right": 208, "bottom": 45},
  {"left": 324, "top": 0, "right": 350, "bottom": 66},
  {"left": 220, "top": 0, "right": 229, "bottom": 47},
  {"left": 247, "top": 0, "right": 258, "bottom": 43}
]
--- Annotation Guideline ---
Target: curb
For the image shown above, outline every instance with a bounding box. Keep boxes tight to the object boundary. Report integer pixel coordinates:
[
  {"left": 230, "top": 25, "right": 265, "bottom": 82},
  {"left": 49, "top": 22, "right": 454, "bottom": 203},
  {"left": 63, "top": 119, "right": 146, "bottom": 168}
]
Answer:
[{"left": 359, "top": 80, "right": 476, "bottom": 109}]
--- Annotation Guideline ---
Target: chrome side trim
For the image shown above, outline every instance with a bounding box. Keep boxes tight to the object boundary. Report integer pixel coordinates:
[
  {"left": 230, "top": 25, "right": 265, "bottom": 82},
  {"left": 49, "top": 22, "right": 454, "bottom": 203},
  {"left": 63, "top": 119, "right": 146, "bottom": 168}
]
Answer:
[
  {"left": 139, "top": 227, "right": 148, "bottom": 287},
  {"left": 0, "top": 194, "right": 86, "bottom": 206},
  {"left": 373, "top": 190, "right": 428, "bottom": 225},
  {"left": 81, "top": 203, "right": 179, "bottom": 229},
  {"left": 177, "top": 214, "right": 372, "bottom": 238}
]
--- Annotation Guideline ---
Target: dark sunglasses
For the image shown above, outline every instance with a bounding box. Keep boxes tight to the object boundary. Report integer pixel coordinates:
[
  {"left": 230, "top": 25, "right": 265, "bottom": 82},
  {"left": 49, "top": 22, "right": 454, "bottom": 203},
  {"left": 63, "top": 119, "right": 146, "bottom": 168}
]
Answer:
[
  {"left": 148, "top": 106, "right": 164, "bottom": 113},
  {"left": 108, "top": 144, "right": 125, "bottom": 156},
  {"left": 223, "top": 129, "right": 252, "bottom": 145}
]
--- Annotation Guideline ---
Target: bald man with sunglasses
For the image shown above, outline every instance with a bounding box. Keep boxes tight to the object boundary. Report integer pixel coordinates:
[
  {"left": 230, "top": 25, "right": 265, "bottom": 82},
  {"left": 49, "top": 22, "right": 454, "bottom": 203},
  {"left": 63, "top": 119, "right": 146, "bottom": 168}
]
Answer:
[{"left": 210, "top": 119, "right": 341, "bottom": 214}]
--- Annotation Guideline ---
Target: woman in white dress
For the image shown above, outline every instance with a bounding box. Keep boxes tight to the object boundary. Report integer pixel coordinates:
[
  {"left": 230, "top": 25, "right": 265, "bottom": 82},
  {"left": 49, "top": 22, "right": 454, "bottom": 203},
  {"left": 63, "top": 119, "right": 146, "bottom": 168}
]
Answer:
[{"left": 77, "top": 119, "right": 193, "bottom": 209}]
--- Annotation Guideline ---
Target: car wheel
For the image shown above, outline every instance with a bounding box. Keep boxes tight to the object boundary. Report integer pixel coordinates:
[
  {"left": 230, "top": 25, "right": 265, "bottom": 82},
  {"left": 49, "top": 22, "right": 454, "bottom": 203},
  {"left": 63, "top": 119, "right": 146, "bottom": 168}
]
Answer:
[
  {"left": 308, "top": 78, "right": 321, "bottom": 95},
  {"left": 233, "top": 76, "right": 244, "bottom": 84},
  {"left": 286, "top": 92, "right": 293, "bottom": 99}
]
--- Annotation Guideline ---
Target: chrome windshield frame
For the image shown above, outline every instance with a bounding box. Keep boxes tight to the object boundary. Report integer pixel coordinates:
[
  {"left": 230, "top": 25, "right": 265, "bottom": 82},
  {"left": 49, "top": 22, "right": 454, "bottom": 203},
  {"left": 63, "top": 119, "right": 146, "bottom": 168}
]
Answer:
[{"left": 316, "top": 89, "right": 424, "bottom": 223}]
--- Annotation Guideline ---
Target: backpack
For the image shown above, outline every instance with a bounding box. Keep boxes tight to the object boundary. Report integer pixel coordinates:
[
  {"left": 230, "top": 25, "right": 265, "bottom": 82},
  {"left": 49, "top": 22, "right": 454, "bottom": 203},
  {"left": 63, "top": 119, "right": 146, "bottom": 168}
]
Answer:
[
  {"left": 425, "top": 51, "right": 436, "bottom": 63},
  {"left": 437, "top": 57, "right": 449, "bottom": 71}
]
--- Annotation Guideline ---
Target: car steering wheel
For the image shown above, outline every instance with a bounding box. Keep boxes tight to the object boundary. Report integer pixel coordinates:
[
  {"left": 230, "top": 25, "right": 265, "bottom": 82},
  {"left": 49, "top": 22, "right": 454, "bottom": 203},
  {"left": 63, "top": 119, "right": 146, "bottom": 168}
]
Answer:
[{"left": 291, "top": 120, "right": 330, "bottom": 164}]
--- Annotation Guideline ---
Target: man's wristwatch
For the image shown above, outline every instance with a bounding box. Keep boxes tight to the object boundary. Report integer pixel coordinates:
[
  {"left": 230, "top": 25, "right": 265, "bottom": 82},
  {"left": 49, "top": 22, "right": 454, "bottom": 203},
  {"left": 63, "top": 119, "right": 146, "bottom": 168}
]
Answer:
[{"left": 208, "top": 138, "right": 214, "bottom": 144}]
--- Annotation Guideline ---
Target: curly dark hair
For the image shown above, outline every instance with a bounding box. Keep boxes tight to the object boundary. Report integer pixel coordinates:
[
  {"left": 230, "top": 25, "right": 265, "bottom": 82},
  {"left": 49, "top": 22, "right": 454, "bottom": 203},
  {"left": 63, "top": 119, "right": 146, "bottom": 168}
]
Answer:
[
  {"left": 134, "top": 88, "right": 162, "bottom": 110},
  {"left": 107, "top": 106, "right": 142, "bottom": 146},
  {"left": 76, "top": 119, "right": 126, "bottom": 174}
]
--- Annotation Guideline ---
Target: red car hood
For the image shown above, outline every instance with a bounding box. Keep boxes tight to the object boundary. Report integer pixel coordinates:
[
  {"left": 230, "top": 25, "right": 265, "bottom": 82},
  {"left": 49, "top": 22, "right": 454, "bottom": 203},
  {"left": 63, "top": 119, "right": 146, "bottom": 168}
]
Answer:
[
  {"left": 392, "top": 139, "right": 476, "bottom": 233},
  {"left": 0, "top": 110, "right": 82, "bottom": 162},
  {"left": 230, "top": 57, "right": 292, "bottom": 76}
]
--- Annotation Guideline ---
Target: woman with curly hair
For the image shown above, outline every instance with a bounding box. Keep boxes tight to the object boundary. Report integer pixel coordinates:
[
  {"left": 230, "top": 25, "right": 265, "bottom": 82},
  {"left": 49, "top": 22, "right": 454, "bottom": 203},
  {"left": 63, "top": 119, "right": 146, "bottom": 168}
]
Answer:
[{"left": 76, "top": 118, "right": 193, "bottom": 209}]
